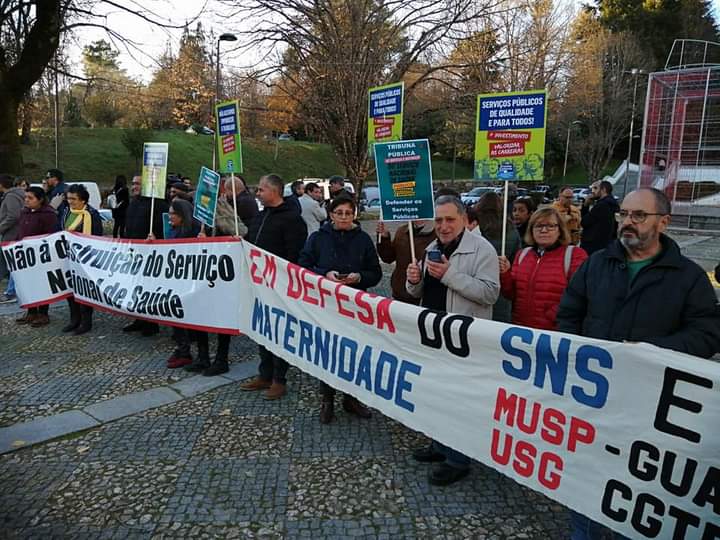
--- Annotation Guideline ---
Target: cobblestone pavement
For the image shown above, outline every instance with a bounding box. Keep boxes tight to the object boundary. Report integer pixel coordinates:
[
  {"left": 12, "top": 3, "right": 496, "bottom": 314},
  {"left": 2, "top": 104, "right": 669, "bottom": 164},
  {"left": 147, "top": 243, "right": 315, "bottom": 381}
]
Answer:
[
  {"left": 1, "top": 230, "right": 717, "bottom": 539},
  {"left": 0, "top": 268, "right": 574, "bottom": 539}
]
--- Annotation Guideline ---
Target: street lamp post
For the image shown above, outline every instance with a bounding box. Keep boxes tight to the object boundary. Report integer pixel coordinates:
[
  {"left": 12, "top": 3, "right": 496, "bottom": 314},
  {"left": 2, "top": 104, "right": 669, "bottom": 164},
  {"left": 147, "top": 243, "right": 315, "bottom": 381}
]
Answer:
[
  {"left": 563, "top": 120, "right": 583, "bottom": 178},
  {"left": 213, "top": 32, "right": 237, "bottom": 170},
  {"left": 623, "top": 68, "right": 644, "bottom": 198}
]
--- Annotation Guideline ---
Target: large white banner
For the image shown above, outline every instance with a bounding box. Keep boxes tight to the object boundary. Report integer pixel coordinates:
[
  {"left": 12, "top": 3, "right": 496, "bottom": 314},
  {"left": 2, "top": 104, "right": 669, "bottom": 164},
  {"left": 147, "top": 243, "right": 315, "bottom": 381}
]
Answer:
[
  {"left": 1, "top": 232, "right": 242, "bottom": 334},
  {"left": 3, "top": 234, "right": 719, "bottom": 538},
  {"left": 237, "top": 245, "right": 719, "bottom": 540}
]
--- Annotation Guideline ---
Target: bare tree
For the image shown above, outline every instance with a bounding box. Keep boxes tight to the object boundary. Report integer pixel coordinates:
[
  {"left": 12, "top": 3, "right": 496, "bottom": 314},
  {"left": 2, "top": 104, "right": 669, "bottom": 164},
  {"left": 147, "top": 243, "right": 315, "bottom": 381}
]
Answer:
[
  {"left": 0, "top": 0, "right": 200, "bottom": 174},
  {"left": 562, "top": 11, "right": 650, "bottom": 182},
  {"left": 218, "top": 0, "right": 506, "bottom": 191}
]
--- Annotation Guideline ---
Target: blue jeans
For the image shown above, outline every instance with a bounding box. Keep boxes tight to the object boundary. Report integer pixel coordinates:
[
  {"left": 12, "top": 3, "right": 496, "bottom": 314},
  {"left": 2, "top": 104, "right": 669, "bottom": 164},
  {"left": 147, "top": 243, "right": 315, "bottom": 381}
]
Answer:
[
  {"left": 570, "top": 511, "right": 630, "bottom": 540},
  {"left": 431, "top": 440, "right": 470, "bottom": 470},
  {"left": 5, "top": 274, "right": 15, "bottom": 297}
]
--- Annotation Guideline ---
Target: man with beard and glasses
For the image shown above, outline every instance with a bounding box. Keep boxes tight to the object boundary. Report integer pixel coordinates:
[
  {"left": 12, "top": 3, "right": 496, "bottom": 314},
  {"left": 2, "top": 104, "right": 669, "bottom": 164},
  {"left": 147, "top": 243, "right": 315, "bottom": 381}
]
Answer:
[{"left": 557, "top": 187, "right": 720, "bottom": 540}]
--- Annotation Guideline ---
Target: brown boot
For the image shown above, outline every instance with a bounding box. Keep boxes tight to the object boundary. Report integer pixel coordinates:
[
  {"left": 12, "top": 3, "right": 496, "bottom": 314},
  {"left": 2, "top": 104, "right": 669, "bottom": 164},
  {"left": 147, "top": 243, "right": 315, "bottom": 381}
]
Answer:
[
  {"left": 239, "top": 377, "right": 272, "bottom": 391},
  {"left": 16, "top": 312, "right": 36, "bottom": 325},
  {"left": 342, "top": 395, "right": 372, "bottom": 419},
  {"left": 319, "top": 398, "right": 335, "bottom": 424},
  {"left": 30, "top": 314, "right": 50, "bottom": 327},
  {"left": 263, "top": 382, "right": 286, "bottom": 401}
]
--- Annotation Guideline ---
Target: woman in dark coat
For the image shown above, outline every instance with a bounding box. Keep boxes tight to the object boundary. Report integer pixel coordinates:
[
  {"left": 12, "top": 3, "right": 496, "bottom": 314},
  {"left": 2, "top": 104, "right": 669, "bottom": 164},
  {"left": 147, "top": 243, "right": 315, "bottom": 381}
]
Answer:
[
  {"left": 15, "top": 187, "right": 58, "bottom": 327},
  {"left": 60, "top": 184, "right": 103, "bottom": 335},
  {"left": 471, "top": 192, "right": 520, "bottom": 323},
  {"left": 111, "top": 175, "right": 130, "bottom": 238},
  {"left": 148, "top": 199, "right": 204, "bottom": 369},
  {"left": 298, "top": 196, "right": 382, "bottom": 424}
]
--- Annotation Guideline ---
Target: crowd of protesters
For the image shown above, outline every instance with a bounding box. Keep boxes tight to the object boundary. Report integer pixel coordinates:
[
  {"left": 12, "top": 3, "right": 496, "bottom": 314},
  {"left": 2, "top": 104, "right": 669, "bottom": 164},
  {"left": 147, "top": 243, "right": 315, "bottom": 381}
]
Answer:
[{"left": 1, "top": 166, "right": 719, "bottom": 540}]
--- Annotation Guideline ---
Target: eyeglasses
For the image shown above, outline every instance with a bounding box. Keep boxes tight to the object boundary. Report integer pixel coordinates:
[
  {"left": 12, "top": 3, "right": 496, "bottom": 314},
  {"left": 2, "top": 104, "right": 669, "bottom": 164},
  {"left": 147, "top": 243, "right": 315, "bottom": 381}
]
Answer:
[
  {"left": 615, "top": 210, "right": 666, "bottom": 224},
  {"left": 533, "top": 223, "right": 559, "bottom": 231},
  {"left": 332, "top": 211, "right": 354, "bottom": 217}
]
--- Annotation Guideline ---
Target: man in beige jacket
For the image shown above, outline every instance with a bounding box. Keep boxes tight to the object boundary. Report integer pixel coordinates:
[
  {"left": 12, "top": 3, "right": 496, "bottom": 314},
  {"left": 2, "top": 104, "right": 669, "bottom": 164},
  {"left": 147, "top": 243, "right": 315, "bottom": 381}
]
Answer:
[{"left": 406, "top": 194, "right": 500, "bottom": 486}]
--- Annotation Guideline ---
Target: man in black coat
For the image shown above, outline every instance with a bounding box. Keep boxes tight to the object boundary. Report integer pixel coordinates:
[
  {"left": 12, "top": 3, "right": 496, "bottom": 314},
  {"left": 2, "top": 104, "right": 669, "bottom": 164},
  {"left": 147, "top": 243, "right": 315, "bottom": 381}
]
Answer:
[
  {"left": 121, "top": 175, "right": 170, "bottom": 336},
  {"left": 579, "top": 180, "right": 620, "bottom": 255},
  {"left": 240, "top": 174, "right": 308, "bottom": 400},
  {"left": 557, "top": 187, "right": 720, "bottom": 540}
]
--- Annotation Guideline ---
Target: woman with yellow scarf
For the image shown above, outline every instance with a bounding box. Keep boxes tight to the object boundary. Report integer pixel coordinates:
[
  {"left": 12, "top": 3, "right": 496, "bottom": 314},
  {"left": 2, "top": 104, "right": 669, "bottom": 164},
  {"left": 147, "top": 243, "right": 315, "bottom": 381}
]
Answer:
[{"left": 59, "top": 184, "right": 103, "bottom": 334}]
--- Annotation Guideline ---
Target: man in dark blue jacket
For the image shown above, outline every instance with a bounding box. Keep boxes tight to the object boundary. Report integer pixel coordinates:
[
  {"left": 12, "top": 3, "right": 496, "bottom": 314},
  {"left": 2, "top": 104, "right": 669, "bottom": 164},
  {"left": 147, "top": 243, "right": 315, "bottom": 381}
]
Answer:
[{"left": 557, "top": 187, "right": 720, "bottom": 540}]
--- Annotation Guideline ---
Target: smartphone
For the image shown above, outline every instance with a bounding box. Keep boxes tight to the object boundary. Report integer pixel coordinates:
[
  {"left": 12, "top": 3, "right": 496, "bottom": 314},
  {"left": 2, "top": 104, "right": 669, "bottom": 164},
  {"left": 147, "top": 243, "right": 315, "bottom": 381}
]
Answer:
[
  {"left": 427, "top": 249, "right": 442, "bottom": 262},
  {"left": 336, "top": 273, "right": 349, "bottom": 280}
]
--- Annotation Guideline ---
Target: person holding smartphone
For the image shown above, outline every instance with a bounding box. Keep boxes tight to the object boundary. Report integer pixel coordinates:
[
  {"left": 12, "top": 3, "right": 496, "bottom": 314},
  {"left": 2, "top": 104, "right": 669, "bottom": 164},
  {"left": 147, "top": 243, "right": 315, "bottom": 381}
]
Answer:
[
  {"left": 405, "top": 195, "right": 500, "bottom": 487},
  {"left": 298, "top": 195, "right": 382, "bottom": 424}
]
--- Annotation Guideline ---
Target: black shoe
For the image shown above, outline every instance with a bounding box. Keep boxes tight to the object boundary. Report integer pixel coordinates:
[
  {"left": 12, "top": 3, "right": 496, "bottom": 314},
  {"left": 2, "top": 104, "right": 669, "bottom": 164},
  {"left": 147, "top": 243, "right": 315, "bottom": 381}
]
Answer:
[
  {"left": 184, "top": 359, "right": 210, "bottom": 373},
  {"left": 62, "top": 321, "right": 80, "bottom": 333},
  {"left": 73, "top": 325, "right": 92, "bottom": 336},
  {"left": 429, "top": 463, "right": 469, "bottom": 486},
  {"left": 123, "top": 320, "right": 144, "bottom": 332},
  {"left": 412, "top": 446, "right": 446, "bottom": 463},
  {"left": 141, "top": 324, "right": 159, "bottom": 337},
  {"left": 202, "top": 360, "right": 229, "bottom": 376},
  {"left": 319, "top": 400, "right": 335, "bottom": 424}
]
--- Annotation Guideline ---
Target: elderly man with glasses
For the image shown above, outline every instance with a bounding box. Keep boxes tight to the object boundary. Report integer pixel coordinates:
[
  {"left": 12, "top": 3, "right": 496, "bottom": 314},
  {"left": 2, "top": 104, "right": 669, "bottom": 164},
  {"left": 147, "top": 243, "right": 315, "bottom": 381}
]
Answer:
[
  {"left": 552, "top": 185, "right": 581, "bottom": 245},
  {"left": 557, "top": 187, "right": 720, "bottom": 540}
]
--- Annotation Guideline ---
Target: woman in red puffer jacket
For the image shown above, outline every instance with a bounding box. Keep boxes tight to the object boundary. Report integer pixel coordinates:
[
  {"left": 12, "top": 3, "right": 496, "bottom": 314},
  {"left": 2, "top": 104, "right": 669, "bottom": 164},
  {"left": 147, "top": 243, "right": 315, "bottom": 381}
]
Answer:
[{"left": 499, "top": 207, "right": 588, "bottom": 330}]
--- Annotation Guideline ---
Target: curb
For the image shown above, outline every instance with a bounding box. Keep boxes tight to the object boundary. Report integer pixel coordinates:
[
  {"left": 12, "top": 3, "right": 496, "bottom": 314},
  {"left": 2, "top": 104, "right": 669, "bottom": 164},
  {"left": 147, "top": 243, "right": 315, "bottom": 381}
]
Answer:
[{"left": 0, "top": 360, "right": 259, "bottom": 455}]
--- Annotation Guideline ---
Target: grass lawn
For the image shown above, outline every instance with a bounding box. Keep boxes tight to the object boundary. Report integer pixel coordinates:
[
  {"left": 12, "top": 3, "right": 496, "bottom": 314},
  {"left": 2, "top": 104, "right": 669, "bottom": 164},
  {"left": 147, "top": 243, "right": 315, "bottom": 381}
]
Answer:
[{"left": 20, "top": 128, "right": 476, "bottom": 189}]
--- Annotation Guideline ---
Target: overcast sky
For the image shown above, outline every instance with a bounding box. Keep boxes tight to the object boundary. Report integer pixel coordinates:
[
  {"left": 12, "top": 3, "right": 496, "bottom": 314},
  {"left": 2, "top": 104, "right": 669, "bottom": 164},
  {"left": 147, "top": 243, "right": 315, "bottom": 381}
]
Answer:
[{"left": 66, "top": 0, "right": 720, "bottom": 83}]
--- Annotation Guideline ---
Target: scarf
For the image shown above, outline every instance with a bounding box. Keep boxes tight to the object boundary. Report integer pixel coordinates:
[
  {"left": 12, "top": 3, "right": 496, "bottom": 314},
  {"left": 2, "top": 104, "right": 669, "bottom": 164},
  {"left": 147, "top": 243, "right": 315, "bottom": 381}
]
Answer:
[{"left": 65, "top": 206, "right": 92, "bottom": 234}]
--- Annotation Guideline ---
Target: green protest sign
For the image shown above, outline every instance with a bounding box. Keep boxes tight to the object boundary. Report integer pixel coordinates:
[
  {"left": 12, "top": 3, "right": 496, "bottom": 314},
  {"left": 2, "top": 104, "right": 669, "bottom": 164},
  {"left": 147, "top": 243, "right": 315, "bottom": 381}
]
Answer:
[
  {"left": 141, "top": 142, "right": 168, "bottom": 199},
  {"left": 193, "top": 166, "right": 221, "bottom": 228},
  {"left": 373, "top": 139, "right": 434, "bottom": 221},
  {"left": 215, "top": 100, "right": 243, "bottom": 173},
  {"left": 368, "top": 82, "right": 404, "bottom": 147}
]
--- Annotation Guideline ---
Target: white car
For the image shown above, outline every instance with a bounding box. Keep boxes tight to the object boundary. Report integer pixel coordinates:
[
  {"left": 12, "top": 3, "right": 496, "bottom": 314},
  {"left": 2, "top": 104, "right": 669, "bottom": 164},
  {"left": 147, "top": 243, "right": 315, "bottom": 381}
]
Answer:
[
  {"left": 573, "top": 187, "right": 592, "bottom": 204},
  {"left": 460, "top": 186, "right": 496, "bottom": 206}
]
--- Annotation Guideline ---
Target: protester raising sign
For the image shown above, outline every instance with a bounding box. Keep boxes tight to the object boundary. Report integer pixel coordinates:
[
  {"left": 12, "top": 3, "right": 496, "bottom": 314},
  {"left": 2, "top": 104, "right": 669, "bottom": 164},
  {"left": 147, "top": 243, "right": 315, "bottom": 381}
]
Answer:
[{"left": 2, "top": 234, "right": 718, "bottom": 538}]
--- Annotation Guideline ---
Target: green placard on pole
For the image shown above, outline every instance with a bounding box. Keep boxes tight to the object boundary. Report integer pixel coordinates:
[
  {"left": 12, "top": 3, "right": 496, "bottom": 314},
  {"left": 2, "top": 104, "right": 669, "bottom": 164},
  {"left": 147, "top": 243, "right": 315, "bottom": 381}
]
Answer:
[
  {"left": 215, "top": 99, "right": 243, "bottom": 174},
  {"left": 473, "top": 89, "right": 547, "bottom": 181},
  {"left": 193, "top": 166, "right": 221, "bottom": 228},
  {"left": 141, "top": 142, "right": 168, "bottom": 199},
  {"left": 368, "top": 82, "right": 404, "bottom": 147},
  {"left": 373, "top": 139, "right": 434, "bottom": 221}
]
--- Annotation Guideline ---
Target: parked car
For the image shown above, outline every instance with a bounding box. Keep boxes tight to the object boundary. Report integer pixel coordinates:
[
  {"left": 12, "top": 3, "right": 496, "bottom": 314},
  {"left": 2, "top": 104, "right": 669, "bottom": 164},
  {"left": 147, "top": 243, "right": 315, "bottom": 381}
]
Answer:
[
  {"left": 278, "top": 133, "right": 294, "bottom": 141},
  {"left": 573, "top": 187, "right": 592, "bottom": 204},
  {"left": 283, "top": 178, "right": 355, "bottom": 200},
  {"left": 461, "top": 186, "right": 496, "bottom": 206},
  {"left": 363, "top": 198, "right": 382, "bottom": 216}
]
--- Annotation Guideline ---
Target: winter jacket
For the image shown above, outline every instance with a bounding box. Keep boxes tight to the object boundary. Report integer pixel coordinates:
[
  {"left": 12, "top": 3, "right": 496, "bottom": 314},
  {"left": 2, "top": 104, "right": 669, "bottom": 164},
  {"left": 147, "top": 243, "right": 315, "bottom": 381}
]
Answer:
[
  {"left": 0, "top": 187, "right": 26, "bottom": 241},
  {"left": 59, "top": 204, "right": 104, "bottom": 236},
  {"left": 501, "top": 244, "right": 588, "bottom": 330},
  {"left": 299, "top": 194, "right": 327, "bottom": 236},
  {"left": 124, "top": 197, "right": 169, "bottom": 240},
  {"left": 406, "top": 232, "right": 500, "bottom": 320},
  {"left": 557, "top": 235, "right": 720, "bottom": 359},
  {"left": 298, "top": 223, "right": 382, "bottom": 291},
  {"left": 377, "top": 223, "right": 436, "bottom": 304},
  {"left": 580, "top": 195, "right": 620, "bottom": 255},
  {"left": 18, "top": 205, "right": 58, "bottom": 240},
  {"left": 111, "top": 186, "right": 130, "bottom": 219},
  {"left": 551, "top": 201, "right": 581, "bottom": 244},
  {"left": 234, "top": 191, "right": 259, "bottom": 225},
  {"left": 246, "top": 200, "right": 308, "bottom": 263}
]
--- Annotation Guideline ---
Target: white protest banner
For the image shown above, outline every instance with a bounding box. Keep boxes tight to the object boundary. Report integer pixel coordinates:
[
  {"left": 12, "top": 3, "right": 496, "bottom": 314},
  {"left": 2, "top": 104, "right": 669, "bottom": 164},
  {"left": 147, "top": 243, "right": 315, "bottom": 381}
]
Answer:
[
  {"left": 0, "top": 235, "right": 69, "bottom": 307},
  {"left": 2, "top": 232, "right": 243, "bottom": 334},
  {"left": 3, "top": 234, "right": 719, "bottom": 538},
  {"left": 237, "top": 245, "right": 719, "bottom": 540}
]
